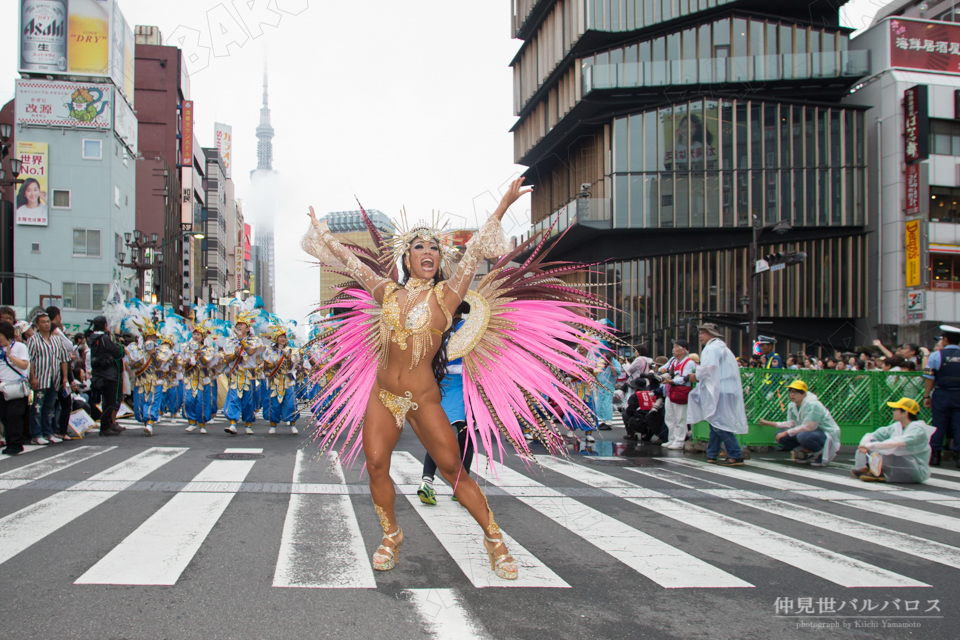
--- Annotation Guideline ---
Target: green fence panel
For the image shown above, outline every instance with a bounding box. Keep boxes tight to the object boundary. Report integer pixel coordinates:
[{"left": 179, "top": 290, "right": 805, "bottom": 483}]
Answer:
[{"left": 691, "top": 370, "right": 930, "bottom": 447}]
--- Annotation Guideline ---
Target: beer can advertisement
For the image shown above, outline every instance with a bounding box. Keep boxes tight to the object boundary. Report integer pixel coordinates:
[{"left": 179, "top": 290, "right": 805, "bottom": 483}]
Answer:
[
  {"left": 15, "top": 79, "right": 113, "bottom": 129},
  {"left": 14, "top": 142, "right": 49, "bottom": 227},
  {"left": 19, "top": 0, "right": 135, "bottom": 84}
]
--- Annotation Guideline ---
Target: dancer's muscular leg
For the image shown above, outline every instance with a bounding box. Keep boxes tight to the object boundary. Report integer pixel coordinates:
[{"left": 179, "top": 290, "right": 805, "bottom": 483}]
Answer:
[
  {"left": 408, "top": 402, "right": 517, "bottom": 577},
  {"left": 362, "top": 385, "right": 405, "bottom": 568}
]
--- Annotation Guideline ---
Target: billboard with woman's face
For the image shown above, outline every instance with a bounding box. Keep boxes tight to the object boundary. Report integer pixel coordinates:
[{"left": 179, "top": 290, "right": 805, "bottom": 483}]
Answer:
[
  {"left": 15, "top": 141, "right": 49, "bottom": 226},
  {"left": 660, "top": 104, "right": 719, "bottom": 171}
]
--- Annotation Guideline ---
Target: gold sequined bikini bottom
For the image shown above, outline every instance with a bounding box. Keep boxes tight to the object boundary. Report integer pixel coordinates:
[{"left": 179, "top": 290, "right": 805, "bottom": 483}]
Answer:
[{"left": 379, "top": 389, "right": 419, "bottom": 430}]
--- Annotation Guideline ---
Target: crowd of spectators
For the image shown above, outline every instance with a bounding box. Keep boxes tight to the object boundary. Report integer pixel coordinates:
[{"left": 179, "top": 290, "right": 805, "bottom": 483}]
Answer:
[{"left": 737, "top": 340, "right": 932, "bottom": 372}]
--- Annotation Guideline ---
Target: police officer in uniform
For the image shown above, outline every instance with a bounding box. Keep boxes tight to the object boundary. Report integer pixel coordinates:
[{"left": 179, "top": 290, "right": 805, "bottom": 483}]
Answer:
[
  {"left": 923, "top": 324, "right": 960, "bottom": 467},
  {"left": 758, "top": 336, "right": 783, "bottom": 369}
]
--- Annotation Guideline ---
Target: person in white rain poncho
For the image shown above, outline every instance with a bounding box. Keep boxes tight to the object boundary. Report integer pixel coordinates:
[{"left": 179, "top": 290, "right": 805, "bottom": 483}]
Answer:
[
  {"left": 853, "top": 397, "right": 933, "bottom": 484},
  {"left": 687, "top": 323, "right": 749, "bottom": 466},
  {"left": 758, "top": 380, "right": 841, "bottom": 466}
]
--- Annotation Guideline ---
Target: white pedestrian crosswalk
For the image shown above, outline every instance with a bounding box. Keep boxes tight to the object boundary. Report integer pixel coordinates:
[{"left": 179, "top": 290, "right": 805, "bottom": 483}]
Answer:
[{"left": 0, "top": 443, "right": 959, "bottom": 594}]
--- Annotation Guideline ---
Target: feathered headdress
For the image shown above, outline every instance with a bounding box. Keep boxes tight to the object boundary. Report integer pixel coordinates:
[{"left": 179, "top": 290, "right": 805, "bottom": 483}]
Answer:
[
  {"left": 229, "top": 295, "right": 264, "bottom": 327},
  {"left": 380, "top": 208, "right": 462, "bottom": 276}
]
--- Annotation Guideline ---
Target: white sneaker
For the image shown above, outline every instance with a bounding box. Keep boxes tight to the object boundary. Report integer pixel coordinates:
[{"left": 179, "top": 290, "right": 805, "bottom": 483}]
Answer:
[
  {"left": 199, "top": 427, "right": 207, "bottom": 434},
  {"left": 245, "top": 426, "right": 254, "bottom": 435},
  {"left": 185, "top": 425, "right": 198, "bottom": 433},
  {"left": 48, "top": 435, "right": 62, "bottom": 443},
  {"left": 143, "top": 425, "right": 153, "bottom": 437},
  {"left": 289, "top": 425, "right": 298, "bottom": 435},
  {"left": 585, "top": 434, "right": 595, "bottom": 443},
  {"left": 524, "top": 431, "right": 534, "bottom": 441},
  {"left": 32, "top": 437, "right": 50, "bottom": 445},
  {"left": 268, "top": 426, "right": 276, "bottom": 434},
  {"left": 225, "top": 425, "right": 238, "bottom": 435},
  {"left": 650, "top": 435, "right": 662, "bottom": 445}
]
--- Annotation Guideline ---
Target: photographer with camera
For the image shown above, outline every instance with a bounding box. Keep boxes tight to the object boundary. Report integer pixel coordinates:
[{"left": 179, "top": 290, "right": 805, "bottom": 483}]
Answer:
[{"left": 87, "top": 316, "right": 124, "bottom": 437}]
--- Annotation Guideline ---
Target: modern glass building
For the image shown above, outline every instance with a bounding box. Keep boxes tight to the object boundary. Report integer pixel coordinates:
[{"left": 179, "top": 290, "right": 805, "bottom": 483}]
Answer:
[{"left": 510, "top": 0, "right": 872, "bottom": 355}]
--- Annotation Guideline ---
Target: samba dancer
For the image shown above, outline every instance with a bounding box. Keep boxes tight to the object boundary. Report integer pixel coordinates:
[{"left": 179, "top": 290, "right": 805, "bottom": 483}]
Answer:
[
  {"left": 263, "top": 321, "right": 301, "bottom": 434},
  {"left": 222, "top": 310, "right": 264, "bottom": 435}
]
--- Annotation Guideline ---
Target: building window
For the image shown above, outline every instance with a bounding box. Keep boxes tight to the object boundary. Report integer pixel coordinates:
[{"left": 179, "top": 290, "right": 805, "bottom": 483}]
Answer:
[
  {"left": 932, "top": 255, "right": 960, "bottom": 288},
  {"left": 82, "top": 139, "right": 102, "bottom": 160},
  {"left": 31, "top": 242, "right": 40, "bottom": 253},
  {"left": 73, "top": 229, "right": 101, "bottom": 257},
  {"left": 931, "top": 187, "right": 960, "bottom": 223},
  {"left": 930, "top": 119, "right": 960, "bottom": 156},
  {"left": 51, "top": 190, "right": 71, "bottom": 209},
  {"left": 115, "top": 233, "right": 123, "bottom": 261},
  {"left": 114, "top": 186, "right": 121, "bottom": 208},
  {"left": 62, "top": 283, "right": 110, "bottom": 311}
]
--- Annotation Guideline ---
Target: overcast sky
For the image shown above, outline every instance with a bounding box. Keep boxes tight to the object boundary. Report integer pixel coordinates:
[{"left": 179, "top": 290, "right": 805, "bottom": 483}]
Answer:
[{"left": 1, "top": 0, "right": 890, "bottom": 323}]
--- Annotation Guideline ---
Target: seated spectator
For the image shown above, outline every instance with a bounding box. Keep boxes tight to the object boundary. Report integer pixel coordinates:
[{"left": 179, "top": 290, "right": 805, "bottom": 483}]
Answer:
[
  {"left": 853, "top": 398, "right": 932, "bottom": 483},
  {"left": 758, "top": 380, "right": 841, "bottom": 466}
]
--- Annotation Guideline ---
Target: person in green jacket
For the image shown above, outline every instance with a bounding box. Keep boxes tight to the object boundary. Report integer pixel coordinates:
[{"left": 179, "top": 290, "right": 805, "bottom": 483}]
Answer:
[
  {"left": 758, "top": 380, "right": 842, "bottom": 466},
  {"left": 853, "top": 397, "right": 933, "bottom": 483}
]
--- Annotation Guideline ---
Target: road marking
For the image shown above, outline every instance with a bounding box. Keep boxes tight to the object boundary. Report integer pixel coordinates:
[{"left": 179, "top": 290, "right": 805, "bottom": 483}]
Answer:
[
  {"left": 662, "top": 458, "right": 960, "bottom": 534},
  {"left": 273, "top": 451, "right": 376, "bottom": 589},
  {"left": 75, "top": 448, "right": 260, "bottom": 586},
  {"left": 534, "top": 457, "right": 928, "bottom": 588},
  {"left": 0, "top": 445, "right": 43, "bottom": 464},
  {"left": 389, "top": 451, "right": 569, "bottom": 589},
  {"left": 473, "top": 455, "right": 751, "bottom": 589},
  {"left": 0, "top": 446, "right": 115, "bottom": 492},
  {"left": 0, "top": 448, "right": 186, "bottom": 566},
  {"left": 743, "top": 459, "right": 960, "bottom": 506},
  {"left": 629, "top": 466, "right": 960, "bottom": 572},
  {"left": 405, "top": 589, "right": 491, "bottom": 640}
]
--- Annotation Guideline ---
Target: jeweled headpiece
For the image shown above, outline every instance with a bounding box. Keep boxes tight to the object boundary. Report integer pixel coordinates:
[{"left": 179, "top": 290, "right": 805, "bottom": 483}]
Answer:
[{"left": 381, "top": 208, "right": 462, "bottom": 276}]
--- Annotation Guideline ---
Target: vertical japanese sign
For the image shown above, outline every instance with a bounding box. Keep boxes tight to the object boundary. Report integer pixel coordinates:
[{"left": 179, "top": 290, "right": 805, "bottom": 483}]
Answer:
[
  {"left": 180, "top": 100, "right": 194, "bottom": 167},
  {"left": 235, "top": 225, "right": 243, "bottom": 293},
  {"left": 904, "top": 85, "right": 929, "bottom": 164},
  {"left": 14, "top": 141, "right": 49, "bottom": 226},
  {"left": 214, "top": 123, "right": 232, "bottom": 179},
  {"left": 905, "top": 219, "right": 929, "bottom": 288},
  {"left": 906, "top": 163, "right": 920, "bottom": 215},
  {"left": 243, "top": 223, "right": 251, "bottom": 260}
]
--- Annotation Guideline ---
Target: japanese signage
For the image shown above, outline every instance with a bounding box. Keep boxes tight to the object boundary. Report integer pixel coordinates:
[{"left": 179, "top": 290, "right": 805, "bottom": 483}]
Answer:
[
  {"left": 180, "top": 101, "right": 194, "bottom": 167},
  {"left": 113, "top": 93, "right": 137, "bottom": 153},
  {"left": 19, "top": 0, "right": 135, "bottom": 97},
  {"left": 15, "top": 79, "right": 112, "bottom": 129},
  {"left": 14, "top": 141, "right": 49, "bottom": 226},
  {"left": 235, "top": 225, "right": 244, "bottom": 293},
  {"left": 906, "top": 163, "right": 920, "bottom": 215},
  {"left": 905, "top": 219, "right": 929, "bottom": 288},
  {"left": 890, "top": 18, "right": 960, "bottom": 74},
  {"left": 243, "top": 223, "right": 252, "bottom": 261},
  {"left": 904, "top": 85, "right": 929, "bottom": 164},
  {"left": 214, "top": 123, "right": 233, "bottom": 179}
]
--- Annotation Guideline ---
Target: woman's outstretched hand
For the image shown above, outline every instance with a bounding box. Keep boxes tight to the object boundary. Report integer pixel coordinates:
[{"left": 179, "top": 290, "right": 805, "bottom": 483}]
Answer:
[
  {"left": 498, "top": 177, "right": 534, "bottom": 211},
  {"left": 307, "top": 206, "right": 317, "bottom": 221}
]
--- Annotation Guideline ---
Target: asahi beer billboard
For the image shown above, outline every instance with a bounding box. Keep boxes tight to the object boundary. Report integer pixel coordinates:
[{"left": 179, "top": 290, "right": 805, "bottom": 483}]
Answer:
[{"left": 19, "top": 0, "right": 135, "bottom": 105}]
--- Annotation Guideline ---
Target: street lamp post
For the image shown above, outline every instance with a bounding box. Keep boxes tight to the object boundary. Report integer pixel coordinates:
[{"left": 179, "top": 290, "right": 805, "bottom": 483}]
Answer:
[
  {"left": 0, "top": 124, "right": 25, "bottom": 305},
  {"left": 119, "top": 225, "right": 204, "bottom": 303}
]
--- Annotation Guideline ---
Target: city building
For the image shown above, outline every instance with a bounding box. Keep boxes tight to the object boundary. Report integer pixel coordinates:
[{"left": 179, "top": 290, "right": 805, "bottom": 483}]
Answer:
[
  {"left": 250, "top": 65, "right": 276, "bottom": 313},
  {"left": 510, "top": 0, "right": 872, "bottom": 355},
  {"left": 134, "top": 25, "right": 202, "bottom": 313},
  {"left": 202, "top": 147, "right": 230, "bottom": 306},
  {"left": 317, "top": 209, "right": 393, "bottom": 299},
  {"left": 844, "top": 0, "right": 960, "bottom": 346},
  {"left": 6, "top": 0, "right": 141, "bottom": 332}
]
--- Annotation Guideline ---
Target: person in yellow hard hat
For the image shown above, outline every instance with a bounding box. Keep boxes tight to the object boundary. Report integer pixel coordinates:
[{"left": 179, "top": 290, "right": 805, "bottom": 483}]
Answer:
[
  {"left": 853, "top": 398, "right": 933, "bottom": 483},
  {"left": 758, "top": 380, "right": 841, "bottom": 465}
]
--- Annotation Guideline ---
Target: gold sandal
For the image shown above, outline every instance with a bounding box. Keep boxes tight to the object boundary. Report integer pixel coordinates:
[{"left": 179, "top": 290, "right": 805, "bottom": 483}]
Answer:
[
  {"left": 373, "top": 527, "right": 403, "bottom": 571},
  {"left": 484, "top": 534, "right": 518, "bottom": 580}
]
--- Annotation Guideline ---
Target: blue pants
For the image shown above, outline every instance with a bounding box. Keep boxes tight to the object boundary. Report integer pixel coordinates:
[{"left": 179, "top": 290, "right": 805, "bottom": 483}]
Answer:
[
  {"left": 265, "top": 388, "right": 299, "bottom": 424},
  {"left": 133, "top": 386, "right": 162, "bottom": 424},
  {"left": 29, "top": 387, "right": 59, "bottom": 439},
  {"left": 778, "top": 430, "right": 827, "bottom": 453},
  {"left": 205, "top": 384, "right": 217, "bottom": 420},
  {"left": 184, "top": 385, "right": 213, "bottom": 424},
  {"left": 225, "top": 386, "right": 256, "bottom": 424},
  {"left": 706, "top": 425, "right": 744, "bottom": 460},
  {"left": 564, "top": 395, "right": 597, "bottom": 432},
  {"left": 931, "top": 389, "right": 960, "bottom": 452},
  {"left": 163, "top": 383, "right": 183, "bottom": 415}
]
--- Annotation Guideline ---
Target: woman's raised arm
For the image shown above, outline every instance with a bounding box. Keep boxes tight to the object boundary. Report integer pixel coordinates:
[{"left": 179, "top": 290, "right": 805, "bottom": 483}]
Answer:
[
  {"left": 443, "top": 177, "right": 533, "bottom": 309},
  {"left": 302, "top": 206, "right": 391, "bottom": 303}
]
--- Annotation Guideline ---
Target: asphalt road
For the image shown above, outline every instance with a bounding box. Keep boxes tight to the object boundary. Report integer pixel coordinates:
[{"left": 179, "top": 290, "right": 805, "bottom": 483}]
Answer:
[{"left": 0, "top": 412, "right": 957, "bottom": 640}]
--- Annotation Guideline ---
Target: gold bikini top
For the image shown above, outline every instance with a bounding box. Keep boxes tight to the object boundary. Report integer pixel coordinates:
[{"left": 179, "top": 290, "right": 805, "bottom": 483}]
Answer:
[{"left": 378, "top": 281, "right": 452, "bottom": 370}]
